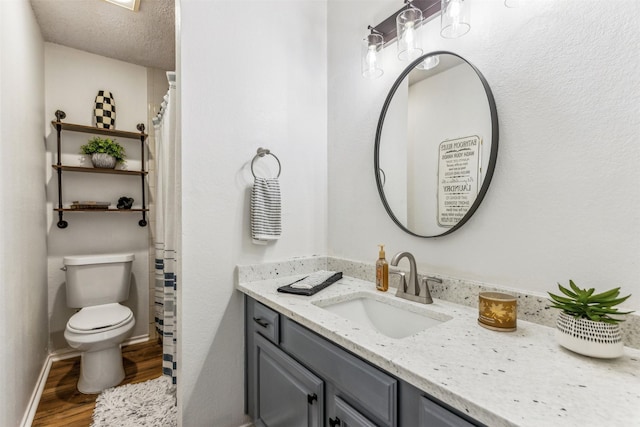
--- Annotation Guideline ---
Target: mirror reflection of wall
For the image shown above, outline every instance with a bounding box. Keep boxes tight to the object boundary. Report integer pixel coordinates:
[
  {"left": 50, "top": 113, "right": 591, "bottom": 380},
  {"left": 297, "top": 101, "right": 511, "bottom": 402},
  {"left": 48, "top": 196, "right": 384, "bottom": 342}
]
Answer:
[
  {"left": 407, "top": 58, "right": 492, "bottom": 234},
  {"left": 376, "top": 52, "right": 498, "bottom": 237},
  {"left": 380, "top": 78, "right": 408, "bottom": 224}
]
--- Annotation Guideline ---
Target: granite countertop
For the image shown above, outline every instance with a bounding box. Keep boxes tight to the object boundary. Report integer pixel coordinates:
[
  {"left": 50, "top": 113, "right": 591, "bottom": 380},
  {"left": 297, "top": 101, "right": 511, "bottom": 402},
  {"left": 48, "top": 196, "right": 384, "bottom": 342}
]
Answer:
[{"left": 237, "top": 273, "right": 640, "bottom": 427}]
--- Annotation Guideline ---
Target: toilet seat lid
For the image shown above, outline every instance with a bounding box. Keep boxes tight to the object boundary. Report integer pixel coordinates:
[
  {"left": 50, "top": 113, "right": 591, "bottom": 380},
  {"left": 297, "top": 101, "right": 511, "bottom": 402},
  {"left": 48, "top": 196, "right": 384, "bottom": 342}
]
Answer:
[{"left": 68, "top": 303, "right": 133, "bottom": 332}]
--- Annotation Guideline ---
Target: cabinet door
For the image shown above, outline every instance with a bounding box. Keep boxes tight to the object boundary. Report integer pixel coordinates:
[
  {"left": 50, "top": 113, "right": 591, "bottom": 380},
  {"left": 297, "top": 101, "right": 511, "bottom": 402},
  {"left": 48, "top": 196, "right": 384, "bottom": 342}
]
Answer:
[
  {"left": 254, "top": 333, "right": 324, "bottom": 427},
  {"left": 418, "top": 395, "right": 476, "bottom": 427},
  {"left": 281, "top": 317, "right": 396, "bottom": 426},
  {"left": 328, "top": 396, "right": 377, "bottom": 427}
]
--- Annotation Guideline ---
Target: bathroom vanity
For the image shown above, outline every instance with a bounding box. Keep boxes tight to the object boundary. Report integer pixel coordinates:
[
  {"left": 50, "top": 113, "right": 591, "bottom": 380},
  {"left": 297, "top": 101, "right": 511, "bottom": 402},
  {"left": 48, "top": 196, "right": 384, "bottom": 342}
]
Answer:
[
  {"left": 246, "top": 296, "right": 478, "bottom": 427},
  {"left": 238, "top": 259, "right": 640, "bottom": 427}
]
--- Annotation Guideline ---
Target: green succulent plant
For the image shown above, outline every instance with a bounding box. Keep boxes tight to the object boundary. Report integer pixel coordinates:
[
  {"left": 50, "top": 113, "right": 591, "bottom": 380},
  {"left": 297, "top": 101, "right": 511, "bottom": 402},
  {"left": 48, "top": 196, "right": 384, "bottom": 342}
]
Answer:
[
  {"left": 80, "top": 137, "right": 126, "bottom": 163},
  {"left": 548, "top": 280, "right": 633, "bottom": 324}
]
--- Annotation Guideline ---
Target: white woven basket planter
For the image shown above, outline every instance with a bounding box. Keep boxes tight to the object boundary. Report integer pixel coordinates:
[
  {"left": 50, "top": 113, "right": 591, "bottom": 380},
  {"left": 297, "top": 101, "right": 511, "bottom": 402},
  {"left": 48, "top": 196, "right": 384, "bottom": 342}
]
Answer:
[
  {"left": 555, "top": 311, "right": 624, "bottom": 358},
  {"left": 91, "top": 153, "right": 117, "bottom": 169}
]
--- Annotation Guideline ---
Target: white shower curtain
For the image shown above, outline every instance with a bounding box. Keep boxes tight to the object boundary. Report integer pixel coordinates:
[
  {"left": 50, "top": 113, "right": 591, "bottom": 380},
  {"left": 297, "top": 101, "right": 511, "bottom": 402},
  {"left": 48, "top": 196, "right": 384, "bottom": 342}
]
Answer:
[{"left": 154, "top": 71, "right": 178, "bottom": 384}]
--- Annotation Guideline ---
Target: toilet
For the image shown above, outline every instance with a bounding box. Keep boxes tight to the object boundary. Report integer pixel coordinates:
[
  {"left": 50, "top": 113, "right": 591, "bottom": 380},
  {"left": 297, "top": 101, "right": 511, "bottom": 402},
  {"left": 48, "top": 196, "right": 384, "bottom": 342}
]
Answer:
[{"left": 63, "top": 253, "right": 136, "bottom": 394}]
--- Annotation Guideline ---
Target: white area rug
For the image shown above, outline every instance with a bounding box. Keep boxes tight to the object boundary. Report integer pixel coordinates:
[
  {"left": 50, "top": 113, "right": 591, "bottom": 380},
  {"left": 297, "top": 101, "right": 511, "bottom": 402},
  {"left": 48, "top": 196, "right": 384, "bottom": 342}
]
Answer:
[{"left": 91, "top": 376, "right": 177, "bottom": 427}]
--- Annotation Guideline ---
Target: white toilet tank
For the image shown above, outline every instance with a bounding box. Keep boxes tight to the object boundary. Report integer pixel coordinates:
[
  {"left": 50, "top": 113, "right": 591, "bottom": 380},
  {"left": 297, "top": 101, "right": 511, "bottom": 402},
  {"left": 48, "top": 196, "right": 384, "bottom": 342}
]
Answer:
[{"left": 64, "top": 253, "right": 135, "bottom": 308}]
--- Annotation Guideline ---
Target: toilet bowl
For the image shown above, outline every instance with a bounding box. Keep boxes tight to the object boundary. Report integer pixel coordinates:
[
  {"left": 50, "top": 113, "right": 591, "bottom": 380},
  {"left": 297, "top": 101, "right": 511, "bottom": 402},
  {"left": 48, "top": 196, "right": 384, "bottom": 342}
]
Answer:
[
  {"left": 62, "top": 253, "right": 136, "bottom": 394},
  {"left": 64, "top": 303, "right": 135, "bottom": 393}
]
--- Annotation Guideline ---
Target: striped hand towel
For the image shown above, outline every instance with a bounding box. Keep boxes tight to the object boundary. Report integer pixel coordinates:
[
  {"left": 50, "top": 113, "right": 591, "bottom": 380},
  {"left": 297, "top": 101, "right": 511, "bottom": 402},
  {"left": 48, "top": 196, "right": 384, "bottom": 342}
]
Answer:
[{"left": 251, "top": 177, "right": 282, "bottom": 243}]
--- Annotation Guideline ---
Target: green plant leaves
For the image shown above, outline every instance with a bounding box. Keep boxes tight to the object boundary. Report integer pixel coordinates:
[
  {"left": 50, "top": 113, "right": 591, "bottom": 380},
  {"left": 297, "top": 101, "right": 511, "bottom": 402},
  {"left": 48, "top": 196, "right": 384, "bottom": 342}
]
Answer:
[
  {"left": 80, "top": 137, "right": 126, "bottom": 163},
  {"left": 547, "top": 281, "right": 634, "bottom": 324}
]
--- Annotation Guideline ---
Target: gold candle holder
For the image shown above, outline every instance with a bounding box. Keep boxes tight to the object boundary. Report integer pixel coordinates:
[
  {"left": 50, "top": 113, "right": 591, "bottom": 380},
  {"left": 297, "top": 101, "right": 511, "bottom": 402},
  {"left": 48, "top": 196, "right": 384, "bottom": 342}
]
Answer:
[{"left": 478, "top": 292, "right": 517, "bottom": 332}]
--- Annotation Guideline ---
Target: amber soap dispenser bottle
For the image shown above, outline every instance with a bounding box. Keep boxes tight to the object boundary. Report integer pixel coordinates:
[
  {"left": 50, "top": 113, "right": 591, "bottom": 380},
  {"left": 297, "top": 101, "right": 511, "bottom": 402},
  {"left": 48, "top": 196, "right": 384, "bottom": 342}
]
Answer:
[{"left": 376, "top": 244, "right": 389, "bottom": 292}]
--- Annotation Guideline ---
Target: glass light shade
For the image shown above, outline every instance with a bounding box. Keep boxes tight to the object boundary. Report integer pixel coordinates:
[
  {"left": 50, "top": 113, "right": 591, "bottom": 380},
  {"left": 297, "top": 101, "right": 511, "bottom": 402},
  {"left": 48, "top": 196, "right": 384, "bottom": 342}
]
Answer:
[
  {"left": 362, "top": 33, "right": 384, "bottom": 79},
  {"left": 104, "top": 0, "right": 140, "bottom": 11},
  {"left": 441, "top": 0, "right": 471, "bottom": 38},
  {"left": 396, "top": 5, "right": 423, "bottom": 61},
  {"left": 417, "top": 54, "right": 440, "bottom": 71}
]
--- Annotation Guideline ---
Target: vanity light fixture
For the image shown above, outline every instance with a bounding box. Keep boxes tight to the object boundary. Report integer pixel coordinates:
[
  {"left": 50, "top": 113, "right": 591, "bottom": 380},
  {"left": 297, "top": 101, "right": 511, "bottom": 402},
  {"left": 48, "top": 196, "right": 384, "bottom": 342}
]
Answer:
[
  {"left": 362, "top": 0, "right": 440, "bottom": 79},
  {"left": 361, "top": 0, "right": 477, "bottom": 79},
  {"left": 103, "top": 0, "right": 140, "bottom": 12},
  {"left": 440, "top": 0, "right": 470, "bottom": 38},
  {"left": 362, "top": 0, "right": 520, "bottom": 78},
  {"left": 396, "top": 1, "right": 423, "bottom": 61},
  {"left": 362, "top": 27, "right": 385, "bottom": 79}
]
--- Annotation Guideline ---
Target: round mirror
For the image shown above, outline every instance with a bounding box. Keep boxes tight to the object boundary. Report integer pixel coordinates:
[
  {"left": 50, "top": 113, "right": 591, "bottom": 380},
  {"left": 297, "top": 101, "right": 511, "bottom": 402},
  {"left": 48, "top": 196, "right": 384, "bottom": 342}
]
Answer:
[{"left": 375, "top": 51, "right": 498, "bottom": 237}]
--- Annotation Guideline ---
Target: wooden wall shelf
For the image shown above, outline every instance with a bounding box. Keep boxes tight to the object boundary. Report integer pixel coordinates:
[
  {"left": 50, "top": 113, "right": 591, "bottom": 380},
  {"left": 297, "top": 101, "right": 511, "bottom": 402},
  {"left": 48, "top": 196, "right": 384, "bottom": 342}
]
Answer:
[
  {"left": 51, "top": 121, "right": 148, "bottom": 140},
  {"left": 51, "top": 110, "right": 149, "bottom": 228},
  {"left": 54, "top": 208, "right": 149, "bottom": 212},
  {"left": 51, "top": 165, "right": 148, "bottom": 176}
]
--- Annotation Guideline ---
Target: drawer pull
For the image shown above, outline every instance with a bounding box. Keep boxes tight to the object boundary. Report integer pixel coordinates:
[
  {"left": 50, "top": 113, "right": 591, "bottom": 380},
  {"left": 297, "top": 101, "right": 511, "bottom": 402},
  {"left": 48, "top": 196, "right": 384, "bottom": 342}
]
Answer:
[
  {"left": 307, "top": 393, "right": 318, "bottom": 404},
  {"left": 329, "top": 417, "right": 341, "bottom": 427},
  {"left": 253, "top": 317, "right": 270, "bottom": 328}
]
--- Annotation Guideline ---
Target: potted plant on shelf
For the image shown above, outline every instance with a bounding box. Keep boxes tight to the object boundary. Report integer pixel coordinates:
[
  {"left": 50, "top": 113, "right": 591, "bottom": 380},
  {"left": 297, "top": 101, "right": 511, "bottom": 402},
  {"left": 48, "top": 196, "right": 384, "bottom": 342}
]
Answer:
[
  {"left": 80, "top": 136, "right": 126, "bottom": 169},
  {"left": 548, "top": 280, "right": 633, "bottom": 358}
]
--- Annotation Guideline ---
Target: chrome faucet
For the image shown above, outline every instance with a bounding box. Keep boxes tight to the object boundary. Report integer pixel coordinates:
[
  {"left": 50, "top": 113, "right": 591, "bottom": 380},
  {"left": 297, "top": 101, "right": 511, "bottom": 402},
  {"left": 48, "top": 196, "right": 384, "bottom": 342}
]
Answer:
[{"left": 390, "top": 251, "right": 434, "bottom": 304}]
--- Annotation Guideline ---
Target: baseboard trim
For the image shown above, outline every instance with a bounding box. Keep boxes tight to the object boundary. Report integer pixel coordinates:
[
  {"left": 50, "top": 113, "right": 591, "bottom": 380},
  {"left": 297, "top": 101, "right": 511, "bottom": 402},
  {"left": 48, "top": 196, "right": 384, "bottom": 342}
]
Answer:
[
  {"left": 21, "top": 334, "right": 151, "bottom": 426},
  {"left": 125, "top": 334, "right": 152, "bottom": 347},
  {"left": 20, "top": 354, "right": 53, "bottom": 427}
]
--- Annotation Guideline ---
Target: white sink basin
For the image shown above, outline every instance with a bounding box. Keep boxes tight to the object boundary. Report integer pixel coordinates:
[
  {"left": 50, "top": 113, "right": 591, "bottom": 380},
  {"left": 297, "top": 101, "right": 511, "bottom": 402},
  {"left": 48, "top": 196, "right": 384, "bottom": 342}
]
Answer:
[{"left": 313, "top": 294, "right": 451, "bottom": 339}]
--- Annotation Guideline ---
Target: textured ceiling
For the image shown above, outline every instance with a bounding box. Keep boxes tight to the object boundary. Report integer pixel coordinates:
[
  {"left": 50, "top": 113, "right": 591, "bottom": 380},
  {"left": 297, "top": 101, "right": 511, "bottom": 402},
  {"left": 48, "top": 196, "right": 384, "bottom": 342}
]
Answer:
[{"left": 30, "top": 0, "right": 175, "bottom": 71}]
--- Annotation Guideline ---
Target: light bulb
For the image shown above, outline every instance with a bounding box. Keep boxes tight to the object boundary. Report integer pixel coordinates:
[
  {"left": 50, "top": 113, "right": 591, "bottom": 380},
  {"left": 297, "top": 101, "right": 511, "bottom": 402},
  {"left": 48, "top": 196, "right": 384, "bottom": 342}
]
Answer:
[
  {"left": 397, "top": 6, "right": 423, "bottom": 61},
  {"left": 450, "top": 1, "right": 464, "bottom": 35},
  {"left": 365, "top": 45, "right": 378, "bottom": 75},
  {"left": 404, "top": 21, "right": 415, "bottom": 46},
  {"left": 449, "top": 0, "right": 461, "bottom": 17},
  {"left": 362, "top": 33, "right": 384, "bottom": 79},
  {"left": 441, "top": 0, "right": 470, "bottom": 38}
]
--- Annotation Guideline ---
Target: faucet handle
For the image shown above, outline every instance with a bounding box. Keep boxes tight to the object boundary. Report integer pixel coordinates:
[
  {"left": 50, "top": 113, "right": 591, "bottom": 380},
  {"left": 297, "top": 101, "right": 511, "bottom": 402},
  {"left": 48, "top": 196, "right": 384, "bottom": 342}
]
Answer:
[
  {"left": 419, "top": 276, "right": 435, "bottom": 304},
  {"left": 389, "top": 269, "right": 407, "bottom": 293}
]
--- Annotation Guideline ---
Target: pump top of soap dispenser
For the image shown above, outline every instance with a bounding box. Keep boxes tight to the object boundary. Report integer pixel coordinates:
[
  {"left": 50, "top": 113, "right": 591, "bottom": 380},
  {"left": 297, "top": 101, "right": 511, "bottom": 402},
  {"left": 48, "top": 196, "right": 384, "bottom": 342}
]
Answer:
[{"left": 378, "top": 244, "right": 385, "bottom": 259}]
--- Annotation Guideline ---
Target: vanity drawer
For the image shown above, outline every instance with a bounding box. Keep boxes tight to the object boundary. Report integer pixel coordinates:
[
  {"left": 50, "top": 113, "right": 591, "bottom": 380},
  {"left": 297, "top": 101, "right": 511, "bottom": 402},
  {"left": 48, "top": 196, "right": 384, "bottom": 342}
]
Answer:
[
  {"left": 281, "top": 317, "right": 397, "bottom": 426},
  {"left": 251, "top": 300, "right": 280, "bottom": 344}
]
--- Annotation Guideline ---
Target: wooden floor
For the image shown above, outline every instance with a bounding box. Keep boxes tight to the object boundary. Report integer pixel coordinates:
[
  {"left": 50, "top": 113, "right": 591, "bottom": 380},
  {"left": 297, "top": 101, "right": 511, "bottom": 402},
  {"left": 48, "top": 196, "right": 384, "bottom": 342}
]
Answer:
[{"left": 32, "top": 340, "right": 163, "bottom": 427}]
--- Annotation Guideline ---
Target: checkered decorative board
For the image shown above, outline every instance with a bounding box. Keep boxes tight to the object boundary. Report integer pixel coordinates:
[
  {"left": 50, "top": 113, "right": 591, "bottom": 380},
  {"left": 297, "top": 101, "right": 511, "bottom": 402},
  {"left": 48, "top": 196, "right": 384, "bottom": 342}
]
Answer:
[{"left": 94, "top": 90, "right": 116, "bottom": 129}]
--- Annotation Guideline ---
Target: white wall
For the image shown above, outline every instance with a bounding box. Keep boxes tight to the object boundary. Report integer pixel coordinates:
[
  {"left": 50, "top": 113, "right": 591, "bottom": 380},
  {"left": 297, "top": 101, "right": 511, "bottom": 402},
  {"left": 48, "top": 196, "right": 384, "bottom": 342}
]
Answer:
[
  {"left": 328, "top": 0, "right": 640, "bottom": 310},
  {"left": 44, "top": 43, "right": 150, "bottom": 351},
  {"left": 179, "top": 0, "right": 328, "bottom": 424},
  {"left": 0, "top": 1, "right": 48, "bottom": 425}
]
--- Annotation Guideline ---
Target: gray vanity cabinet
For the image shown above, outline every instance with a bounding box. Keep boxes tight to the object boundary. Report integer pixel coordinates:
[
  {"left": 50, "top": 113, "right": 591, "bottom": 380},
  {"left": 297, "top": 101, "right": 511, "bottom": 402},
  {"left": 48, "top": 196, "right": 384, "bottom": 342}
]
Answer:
[
  {"left": 280, "top": 316, "right": 397, "bottom": 427},
  {"left": 253, "top": 333, "right": 324, "bottom": 427},
  {"left": 245, "top": 296, "right": 483, "bottom": 427},
  {"left": 418, "top": 395, "right": 476, "bottom": 427},
  {"left": 330, "top": 396, "right": 377, "bottom": 427}
]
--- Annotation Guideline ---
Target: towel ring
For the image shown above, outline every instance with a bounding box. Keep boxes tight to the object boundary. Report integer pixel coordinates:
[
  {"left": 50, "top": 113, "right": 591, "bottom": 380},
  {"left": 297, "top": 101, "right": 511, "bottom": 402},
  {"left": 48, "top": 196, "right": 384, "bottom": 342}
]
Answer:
[{"left": 251, "top": 147, "right": 281, "bottom": 179}]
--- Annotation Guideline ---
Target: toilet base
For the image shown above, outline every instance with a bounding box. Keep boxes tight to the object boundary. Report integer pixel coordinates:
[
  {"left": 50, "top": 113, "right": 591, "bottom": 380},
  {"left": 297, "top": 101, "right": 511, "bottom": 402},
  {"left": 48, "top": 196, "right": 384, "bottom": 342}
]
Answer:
[{"left": 78, "top": 345, "right": 125, "bottom": 394}]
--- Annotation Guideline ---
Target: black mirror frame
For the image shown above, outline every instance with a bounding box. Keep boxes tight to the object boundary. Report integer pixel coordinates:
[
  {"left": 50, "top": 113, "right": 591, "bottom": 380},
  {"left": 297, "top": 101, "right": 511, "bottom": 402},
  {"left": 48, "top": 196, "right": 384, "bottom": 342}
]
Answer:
[{"left": 374, "top": 51, "right": 499, "bottom": 238}]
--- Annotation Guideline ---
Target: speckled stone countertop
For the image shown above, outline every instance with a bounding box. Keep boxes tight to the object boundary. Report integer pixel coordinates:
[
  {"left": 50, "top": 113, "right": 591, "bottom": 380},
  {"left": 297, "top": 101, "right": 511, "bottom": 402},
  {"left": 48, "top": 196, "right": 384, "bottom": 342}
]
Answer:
[{"left": 236, "top": 257, "right": 640, "bottom": 427}]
